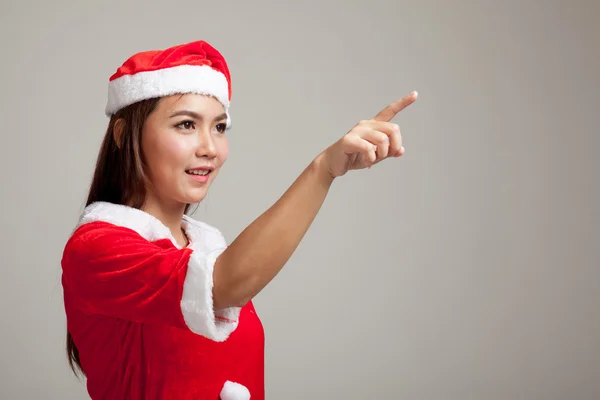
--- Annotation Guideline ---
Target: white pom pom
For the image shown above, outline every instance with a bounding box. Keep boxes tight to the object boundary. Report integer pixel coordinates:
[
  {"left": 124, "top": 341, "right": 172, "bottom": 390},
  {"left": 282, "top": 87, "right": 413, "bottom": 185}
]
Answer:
[{"left": 220, "top": 380, "right": 250, "bottom": 400}]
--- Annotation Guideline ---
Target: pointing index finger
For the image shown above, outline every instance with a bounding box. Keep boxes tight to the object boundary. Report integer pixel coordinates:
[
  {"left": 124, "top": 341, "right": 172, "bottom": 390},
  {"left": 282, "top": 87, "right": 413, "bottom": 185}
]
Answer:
[{"left": 372, "top": 91, "right": 418, "bottom": 122}]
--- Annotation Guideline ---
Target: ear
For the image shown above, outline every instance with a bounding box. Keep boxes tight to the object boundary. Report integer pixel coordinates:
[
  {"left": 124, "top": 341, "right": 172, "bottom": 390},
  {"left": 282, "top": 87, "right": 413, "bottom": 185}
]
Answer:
[{"left": 113, "top": 118, "right": 126, "bottom": 149}]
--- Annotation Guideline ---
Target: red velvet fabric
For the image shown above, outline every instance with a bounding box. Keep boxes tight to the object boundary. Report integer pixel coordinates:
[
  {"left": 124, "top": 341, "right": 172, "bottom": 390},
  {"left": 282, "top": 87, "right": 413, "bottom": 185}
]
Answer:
[{"left": 62, "top": 221, "right": 264, "bottom": 399}]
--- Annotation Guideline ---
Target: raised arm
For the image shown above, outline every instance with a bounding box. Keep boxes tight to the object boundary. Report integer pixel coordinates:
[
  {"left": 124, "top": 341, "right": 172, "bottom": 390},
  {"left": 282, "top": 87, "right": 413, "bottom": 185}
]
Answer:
[{"left": 213, "top": 91, "right": 418, "bottom": 309}]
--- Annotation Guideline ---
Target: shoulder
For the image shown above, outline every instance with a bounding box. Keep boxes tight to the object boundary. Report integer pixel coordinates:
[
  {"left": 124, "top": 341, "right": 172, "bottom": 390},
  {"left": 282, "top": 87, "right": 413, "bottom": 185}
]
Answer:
[
  {"left": 67, "top": 219, "right": 152, "bottom": 246},
  {"left": 78, "top": 201, "right": 175, "bottom": 243},
  {"left": 62, "top": 200, "right": 183, "bottom": 264},
  {"left": 63, "top": 220, "right": 165, "bottom": 263}
]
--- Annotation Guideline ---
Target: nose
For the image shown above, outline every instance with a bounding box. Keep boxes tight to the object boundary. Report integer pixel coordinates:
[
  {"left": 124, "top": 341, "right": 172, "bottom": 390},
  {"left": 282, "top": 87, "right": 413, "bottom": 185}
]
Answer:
[{"left": 195, "top": 128, "right": 218, "bottom": 158}]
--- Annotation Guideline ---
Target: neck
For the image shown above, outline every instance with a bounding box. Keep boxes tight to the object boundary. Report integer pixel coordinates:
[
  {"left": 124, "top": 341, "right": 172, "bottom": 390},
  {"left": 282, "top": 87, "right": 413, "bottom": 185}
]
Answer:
[{"left": 141, "top": 198, "right": 188, "bottom": 247}]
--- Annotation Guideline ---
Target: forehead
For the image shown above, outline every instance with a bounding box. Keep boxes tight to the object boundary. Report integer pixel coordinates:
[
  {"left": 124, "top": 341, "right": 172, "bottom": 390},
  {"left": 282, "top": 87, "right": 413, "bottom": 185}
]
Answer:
[{"left": 156, "top": 93, "right": 225, "bottom": 115}]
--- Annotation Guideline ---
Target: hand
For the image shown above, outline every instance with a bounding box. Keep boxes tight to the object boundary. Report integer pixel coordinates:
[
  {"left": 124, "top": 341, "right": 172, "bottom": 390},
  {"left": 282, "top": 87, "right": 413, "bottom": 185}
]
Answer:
[{"left": 319, "top": 91, "right": 418, "bottom": 179}]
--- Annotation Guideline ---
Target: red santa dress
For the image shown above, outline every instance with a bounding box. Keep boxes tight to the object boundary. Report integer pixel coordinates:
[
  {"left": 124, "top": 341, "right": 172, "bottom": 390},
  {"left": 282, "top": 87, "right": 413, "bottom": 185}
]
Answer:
[{"left": 61, "top": 201, "right": 265, "bottom": 399}]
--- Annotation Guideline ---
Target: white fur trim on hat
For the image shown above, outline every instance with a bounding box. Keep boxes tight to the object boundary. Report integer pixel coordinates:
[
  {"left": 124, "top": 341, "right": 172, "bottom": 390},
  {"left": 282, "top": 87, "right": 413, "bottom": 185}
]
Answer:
[{"left": 105, "top": 64, "right": 231, "bottom": 123}]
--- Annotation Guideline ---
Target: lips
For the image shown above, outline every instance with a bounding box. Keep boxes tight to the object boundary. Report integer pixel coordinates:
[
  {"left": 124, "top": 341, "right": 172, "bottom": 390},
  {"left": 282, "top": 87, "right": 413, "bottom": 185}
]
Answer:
[{"left": 186, "top": 167, "right": 214, "bottom": 176}]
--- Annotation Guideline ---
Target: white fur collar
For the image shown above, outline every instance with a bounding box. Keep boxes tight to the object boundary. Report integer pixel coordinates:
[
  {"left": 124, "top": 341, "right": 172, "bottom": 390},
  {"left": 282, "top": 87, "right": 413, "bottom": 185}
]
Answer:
[{"left": 77, "top": 201, "right": 226, "bottom": 252}]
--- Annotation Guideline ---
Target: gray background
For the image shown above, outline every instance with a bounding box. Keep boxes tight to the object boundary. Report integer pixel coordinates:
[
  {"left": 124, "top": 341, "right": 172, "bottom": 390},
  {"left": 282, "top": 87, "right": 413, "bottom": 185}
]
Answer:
[{"left": 1, "top": 0, "right": 598, "bottom": 399}]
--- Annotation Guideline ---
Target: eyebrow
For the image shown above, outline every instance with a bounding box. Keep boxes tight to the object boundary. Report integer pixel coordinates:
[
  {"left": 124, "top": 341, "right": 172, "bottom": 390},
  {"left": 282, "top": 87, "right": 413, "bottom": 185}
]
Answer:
[{"left": 169, "top": 110, "right": 228, "bottom": 122}]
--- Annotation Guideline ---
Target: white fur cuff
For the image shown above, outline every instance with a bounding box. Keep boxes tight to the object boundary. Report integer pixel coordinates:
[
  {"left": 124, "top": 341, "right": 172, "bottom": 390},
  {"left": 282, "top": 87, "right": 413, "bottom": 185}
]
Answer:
[{"left": 180, "top": 249, "right": 241, "bottom": 341}]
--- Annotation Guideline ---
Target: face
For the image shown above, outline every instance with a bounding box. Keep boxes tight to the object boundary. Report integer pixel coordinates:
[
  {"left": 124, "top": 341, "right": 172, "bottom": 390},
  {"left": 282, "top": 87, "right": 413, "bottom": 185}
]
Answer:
[{"left": 141, "top": 94, "right": 229, "bottom": 210}]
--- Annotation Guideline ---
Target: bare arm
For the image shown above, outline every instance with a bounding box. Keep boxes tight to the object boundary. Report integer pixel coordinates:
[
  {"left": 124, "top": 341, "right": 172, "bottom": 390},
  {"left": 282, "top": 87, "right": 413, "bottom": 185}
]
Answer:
[
  {"left": 212, "top": 91, "right": 418, "bottom": 309},
  {"left": 212, "top": 153, "right": 334, "bottom": 309}
]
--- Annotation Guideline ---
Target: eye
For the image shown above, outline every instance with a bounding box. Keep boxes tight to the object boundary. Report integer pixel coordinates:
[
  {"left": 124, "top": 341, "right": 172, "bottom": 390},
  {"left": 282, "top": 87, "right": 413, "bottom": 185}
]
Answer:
[
  {"left": 175, "top": 120, "right": 195, "bottom": 130},
  {"left": 215, "top": 123, "right": 228, "bottom": 134}
]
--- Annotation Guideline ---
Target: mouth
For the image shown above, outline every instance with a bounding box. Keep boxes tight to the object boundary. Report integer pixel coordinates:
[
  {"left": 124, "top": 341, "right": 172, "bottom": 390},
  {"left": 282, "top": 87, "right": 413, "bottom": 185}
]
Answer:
[
  {"left": 186, "top": 169, "right": 212, "bottom": 176},
  {"left": 185, "top": 167, "right": 214, "bottom": 181}
]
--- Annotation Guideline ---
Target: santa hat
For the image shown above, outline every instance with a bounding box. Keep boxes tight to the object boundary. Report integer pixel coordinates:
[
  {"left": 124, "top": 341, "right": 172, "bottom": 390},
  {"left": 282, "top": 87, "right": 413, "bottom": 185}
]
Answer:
[{"left": 105, "top": 40, "right": 232, "bottom": 126}]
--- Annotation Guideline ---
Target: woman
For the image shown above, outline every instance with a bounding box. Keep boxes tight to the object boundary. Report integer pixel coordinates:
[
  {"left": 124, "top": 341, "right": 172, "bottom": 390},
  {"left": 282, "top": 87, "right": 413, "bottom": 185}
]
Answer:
[{"left": 61, "top": 39, "right": 417, "bottom": 400}]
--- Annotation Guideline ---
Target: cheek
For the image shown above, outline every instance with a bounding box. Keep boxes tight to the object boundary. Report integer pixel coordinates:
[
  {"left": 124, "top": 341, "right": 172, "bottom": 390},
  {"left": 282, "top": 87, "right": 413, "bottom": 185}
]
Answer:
[
  {"left": 144, "top": 132, "right": 189, "bottom": 175},
  {"left": 217, "top": 138, "right": 229, "bottom": 166},
  {"left": 162, "top": 137, "right": 189, "bottom": 164}
]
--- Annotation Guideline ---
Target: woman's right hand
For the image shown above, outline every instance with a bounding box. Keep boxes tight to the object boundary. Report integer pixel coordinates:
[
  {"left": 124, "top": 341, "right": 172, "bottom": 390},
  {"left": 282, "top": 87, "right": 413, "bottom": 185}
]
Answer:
[{"left": 317, "top": 91, "right": 418, "bottom": 179}]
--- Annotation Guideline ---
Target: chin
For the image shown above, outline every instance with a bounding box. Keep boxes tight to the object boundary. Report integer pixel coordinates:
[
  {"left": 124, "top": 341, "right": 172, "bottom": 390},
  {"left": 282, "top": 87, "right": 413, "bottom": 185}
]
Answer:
[{"left": 183, "top": 188, "right": 209, "bottom": 204}]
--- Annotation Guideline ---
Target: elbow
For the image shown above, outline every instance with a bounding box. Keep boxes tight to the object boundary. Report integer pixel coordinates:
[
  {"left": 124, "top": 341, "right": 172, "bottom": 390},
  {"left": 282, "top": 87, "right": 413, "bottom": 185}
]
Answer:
[
  {"left": 232, "top": 296, "right": 252, "bottom": 308},
  {"left": 213, "top": 283, "right": 252, "bottom": 310},
  {"left": 212, "top": 258, "right": 257, "bottom": 309},
  {"left": 213, "top": 292, "right": 251, "bottom": 310},
  {"left": 229, "top": 287, "right": 253, "bottom": 307}
]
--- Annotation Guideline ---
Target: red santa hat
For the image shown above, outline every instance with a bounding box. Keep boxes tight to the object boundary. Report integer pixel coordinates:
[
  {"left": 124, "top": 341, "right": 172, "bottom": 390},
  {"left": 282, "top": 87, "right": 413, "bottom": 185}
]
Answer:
[{"left": 105, "top": 40, "right": 232, "bottom": 126}]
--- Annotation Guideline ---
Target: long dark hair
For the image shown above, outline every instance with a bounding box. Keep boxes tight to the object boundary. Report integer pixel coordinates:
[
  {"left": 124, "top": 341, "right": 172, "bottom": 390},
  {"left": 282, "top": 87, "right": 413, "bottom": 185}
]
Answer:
[{"left": 66, "top": 96, "right": 193, "bottom": 376}]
